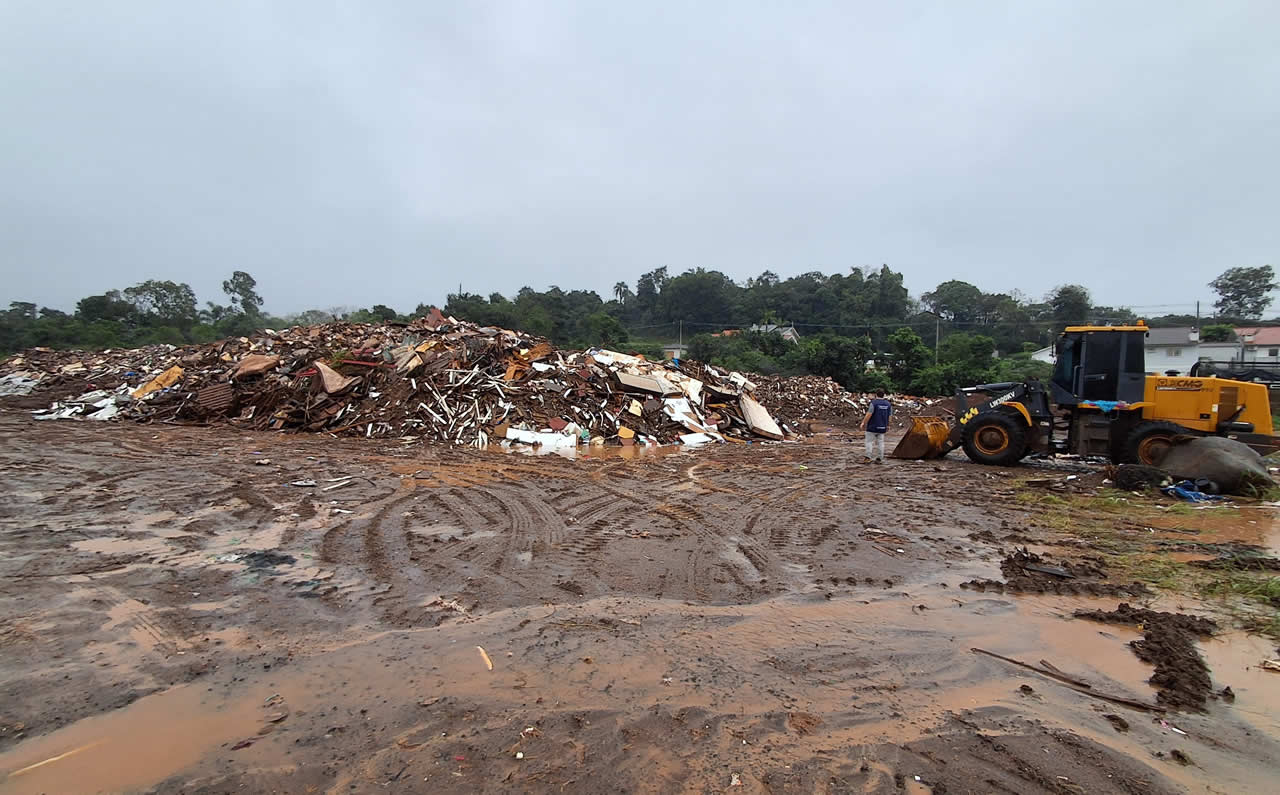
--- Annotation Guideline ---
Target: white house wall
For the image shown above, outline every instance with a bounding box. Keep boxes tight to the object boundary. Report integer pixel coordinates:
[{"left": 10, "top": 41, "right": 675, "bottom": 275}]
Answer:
[{"left": 1144, "top": 344, "right": 1194, "bottom": 374}]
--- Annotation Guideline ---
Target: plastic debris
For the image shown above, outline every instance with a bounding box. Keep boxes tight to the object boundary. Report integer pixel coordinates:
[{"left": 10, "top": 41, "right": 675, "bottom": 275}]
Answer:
[
  {"left": 1161, "top": 481, "right": 1227, "bottom": 503},
  {"left": 0, "top": 372, "right": 41, "bottom": 396}
]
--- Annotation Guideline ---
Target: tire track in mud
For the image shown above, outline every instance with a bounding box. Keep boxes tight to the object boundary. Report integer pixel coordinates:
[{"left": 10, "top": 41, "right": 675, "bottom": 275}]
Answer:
[
  {"left": 360, "top": 493, "right": 421, "bottom": 580},
  {"left": 476, "top": 482, "right": 566, "bottom": 573},
  {"left": 85, "top": 584, "right": 192, "bottom": 659}
]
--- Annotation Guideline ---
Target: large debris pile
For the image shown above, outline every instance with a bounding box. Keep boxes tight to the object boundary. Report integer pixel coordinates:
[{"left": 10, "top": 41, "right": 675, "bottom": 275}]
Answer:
[
  {"left": 748, "top": 373, "right": 947, "bottom": 430},
  {"left": 1, "top": 314, "right": 798, "bottom": 450}
]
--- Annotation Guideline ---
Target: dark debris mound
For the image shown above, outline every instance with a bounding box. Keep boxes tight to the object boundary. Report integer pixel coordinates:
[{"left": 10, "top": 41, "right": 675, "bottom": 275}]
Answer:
[
  {"left": 961, "top": 548, "right": 1150, "bottom": 597},
  {"left": 1109, "top": 463, "right": 1172, "bottom": 491},
  {"left": 746, "top": 374, "right": 944, "bottom": 429},
  {"left": 1075, "top": 603, "right": 1218, "bottom": 711}
]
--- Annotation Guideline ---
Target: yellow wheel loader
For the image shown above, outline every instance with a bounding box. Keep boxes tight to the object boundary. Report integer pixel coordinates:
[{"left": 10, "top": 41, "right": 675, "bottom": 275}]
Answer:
[{"left": 893, "top": 322, "right": 1280, "bottom": 466}]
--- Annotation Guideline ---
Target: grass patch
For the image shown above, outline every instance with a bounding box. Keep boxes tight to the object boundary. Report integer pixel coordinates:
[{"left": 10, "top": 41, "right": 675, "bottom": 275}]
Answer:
[
  {"left": 1011, "top": 485, "right": 1280, "bottom": 640},
  {"left": 1254, "top": 485, "right": 1280, "bottom": 502},
  {"left": 1123, "top": 556, "right": 1188, "bottom": 590},
  {"left": 1198, "top": 570, "right": 1280, "bottom": 641},
  {"left": 1014, "top": 491, "right": 1067, "bottom": 507},
  {"left": 1199, "top": 571, "right": 1280, "bottom": 605}
]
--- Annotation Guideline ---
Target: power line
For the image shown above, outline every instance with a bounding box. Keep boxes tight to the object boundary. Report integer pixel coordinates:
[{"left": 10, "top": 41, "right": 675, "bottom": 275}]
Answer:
[{"left": 624, "top": 317, "right": 1180, "bottom": 333}]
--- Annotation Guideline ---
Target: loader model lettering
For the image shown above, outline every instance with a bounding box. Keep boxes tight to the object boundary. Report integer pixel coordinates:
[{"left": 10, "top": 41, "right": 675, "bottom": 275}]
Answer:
[
  {"left": 1155, "top": 378, "right": 1203, "bottom": 392},
  {"left": 989, "top": 390, "right": 1018, "bottom": 408},
  {"left": 959, "top": 390, "right": 1018, "bottom": 424}
]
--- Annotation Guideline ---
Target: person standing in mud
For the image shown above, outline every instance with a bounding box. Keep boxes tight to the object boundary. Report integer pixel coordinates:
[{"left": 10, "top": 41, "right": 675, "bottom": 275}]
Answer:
[{"left": 861, "top": 390, "right": 892, "bottom": 463}]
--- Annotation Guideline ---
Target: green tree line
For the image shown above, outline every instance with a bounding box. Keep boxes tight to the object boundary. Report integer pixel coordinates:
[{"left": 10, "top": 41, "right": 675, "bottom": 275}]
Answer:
[{"left": 3, "top": 264, "right": 1273, "bottom": 395}]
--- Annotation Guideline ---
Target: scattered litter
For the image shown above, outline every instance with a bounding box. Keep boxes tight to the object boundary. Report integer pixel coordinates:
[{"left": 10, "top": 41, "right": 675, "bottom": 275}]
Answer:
[
  {"left": 254, "top": 458, "right": 272, "bottom": 465},
  {"left": 290, "top": 479, "right": 317, "bottom": 487},
  {"left": 1162, "top": 481, "right": 1227, "bottom": 503},
  {"left": 1159, "top": 720, "right": 1188, "bottom": 736},
  {"left": 428, "top": 598, "right": 468, "bottom": 614},
  {"left": 5, "top": 740, "right": 105, "bottom": 777},
  {"left": 476, "top": 645, "right": 493, "bottom": 671},
  {"left": 730, "top": 772, "right": 743, "bottom": 787},
  {"left": 1261, "top": 659, "right": 1280, "bottom": 672},
  {"left": 321, "top": 478, "right": 355, "bottom": 492}
]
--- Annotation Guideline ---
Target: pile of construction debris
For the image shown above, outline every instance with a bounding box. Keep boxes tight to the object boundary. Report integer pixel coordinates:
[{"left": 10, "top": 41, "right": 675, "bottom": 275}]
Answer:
[
  {"left": 749, "top": 373, "right": 947, "bottom": 430},
  {"left": 1, "top": 313, "right": 795, "bottom": 450}
]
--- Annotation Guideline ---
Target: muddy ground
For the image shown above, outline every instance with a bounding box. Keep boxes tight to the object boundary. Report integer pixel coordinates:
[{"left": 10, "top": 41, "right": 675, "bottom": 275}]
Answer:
[{"left": 0, "top": 414, "right": 1277, "bottom": 794}]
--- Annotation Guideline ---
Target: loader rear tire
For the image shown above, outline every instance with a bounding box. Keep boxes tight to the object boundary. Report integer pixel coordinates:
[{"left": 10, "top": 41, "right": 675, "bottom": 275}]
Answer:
[
  {"left": 1126, "top": 420, "right": 1185, "bottom": 466},
  {"left": 962, "top": 412, "right": 1028, "bottom": 466}
]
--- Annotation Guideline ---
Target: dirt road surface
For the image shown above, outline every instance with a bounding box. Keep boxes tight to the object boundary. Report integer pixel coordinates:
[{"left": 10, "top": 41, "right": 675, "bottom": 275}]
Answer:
[{"left": 0, "top": 415, "right": 1277, "bottom": 793}]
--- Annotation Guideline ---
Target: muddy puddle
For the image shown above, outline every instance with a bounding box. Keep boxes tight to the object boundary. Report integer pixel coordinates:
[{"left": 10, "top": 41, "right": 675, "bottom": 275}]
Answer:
[
  {"left": 3, "top": 591, "right": 1276, "bottom": 793},
  {"left": 1146, "top": 503, "right": 1280, "bottom": 564},
  {"left": 0, "top": 685, "right": 265, "bottom": 795}
]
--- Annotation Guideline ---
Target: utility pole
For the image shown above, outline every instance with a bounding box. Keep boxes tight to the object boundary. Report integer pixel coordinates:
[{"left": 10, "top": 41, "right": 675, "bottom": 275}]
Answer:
[
  {"left": 679, "top": 320, "right": 683, "bottom": 351},
  {"left": 935, "top": 315, "right": 940, "bottom": 364}
]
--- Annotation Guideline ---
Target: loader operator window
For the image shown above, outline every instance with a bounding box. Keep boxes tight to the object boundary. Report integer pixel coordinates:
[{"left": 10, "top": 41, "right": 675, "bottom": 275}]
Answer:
[
  {"left": 1053, "top": 339, "right": 1078, "bottom": 395},
  {"left": 1082, "top": 332, "right": 1122, "bottom": 401}
]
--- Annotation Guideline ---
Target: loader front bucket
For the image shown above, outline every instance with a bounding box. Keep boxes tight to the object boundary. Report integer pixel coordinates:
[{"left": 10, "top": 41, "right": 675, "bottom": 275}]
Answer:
[{"left": 891, "top": 416, "right": 954, "bottom": 460}]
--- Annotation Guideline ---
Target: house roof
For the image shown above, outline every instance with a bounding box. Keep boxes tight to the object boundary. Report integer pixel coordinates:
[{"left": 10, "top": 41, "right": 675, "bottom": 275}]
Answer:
[
  {"left": 1235, "top": 327, "right": 1280, "bottom": 346},
  {"left": 1143, "top": 326, "right": 1197, "bottom": 346}
]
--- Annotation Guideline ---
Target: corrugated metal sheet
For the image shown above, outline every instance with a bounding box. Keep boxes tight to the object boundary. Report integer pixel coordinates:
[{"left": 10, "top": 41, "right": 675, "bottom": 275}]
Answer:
[{"left": 197, "top": 383, "right": 235, "bottom": 415}]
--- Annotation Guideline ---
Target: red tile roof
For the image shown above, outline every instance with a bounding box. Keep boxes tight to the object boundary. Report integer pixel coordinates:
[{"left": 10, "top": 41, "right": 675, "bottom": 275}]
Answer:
[{"left": 1235, "top": 327, "right": 1280, "bottom": 346}]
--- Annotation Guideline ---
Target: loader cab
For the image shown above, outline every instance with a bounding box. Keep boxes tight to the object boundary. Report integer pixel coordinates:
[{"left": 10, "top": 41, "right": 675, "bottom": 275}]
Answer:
[{"left": 1050, "top": 324, "right": 1148, "bottom": 406}]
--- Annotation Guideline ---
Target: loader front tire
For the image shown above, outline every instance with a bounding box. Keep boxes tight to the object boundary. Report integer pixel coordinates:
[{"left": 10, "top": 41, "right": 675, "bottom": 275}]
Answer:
[
  {"left": 961, "top": 412, "right": 1028, "bottom": 466},
  {"left": 1126, "top": 420, "right": 1185, "bottom": 466}
]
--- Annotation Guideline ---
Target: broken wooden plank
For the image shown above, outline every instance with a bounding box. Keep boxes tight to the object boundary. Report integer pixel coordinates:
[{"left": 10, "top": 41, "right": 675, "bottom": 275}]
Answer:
[
  {"left": 971, "top": 648, "right": 1165, "bottom": 713},
  {"left": 739, "top": 393, "right": 783, "bottom": 440},
  {"left": 616, "top": 371, "right": 680, "bottom": 395}
]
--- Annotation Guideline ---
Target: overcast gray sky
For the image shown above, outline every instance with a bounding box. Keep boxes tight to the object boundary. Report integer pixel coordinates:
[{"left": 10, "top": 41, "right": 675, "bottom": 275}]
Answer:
[{"left": 2, "top": 1, "right": 1277, "bottom": 316}]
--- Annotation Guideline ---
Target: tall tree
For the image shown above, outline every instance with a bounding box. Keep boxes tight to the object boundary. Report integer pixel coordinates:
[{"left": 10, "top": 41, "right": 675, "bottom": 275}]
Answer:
[
  {"left": 884, "top": 327, "right": 932, "bottom": 390},
  {"left": 76, "top": 291, "right": 133, "bottom": 323},
  {"left": 222, "top": 271, "right": 264, "bottom": 317},
  {"left": 921, "top": 280, "right": 983, "bottom": 324},
  {"left": 1210, "top": 265, "right": 1276, "bottom": 320},
  {"left": 8, "top": 301, "right": 38, "bottom": 321},
  {"left": 634, "top": 267, "right": 669, "bottom": 318},
  {"left": 122, "top": 280, "right": 199, "bottom": 330},
  {"left": 1046, "top": 285, "right": 1092, "bottom": 324}
]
